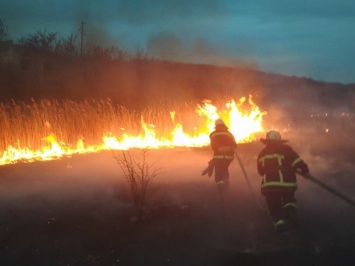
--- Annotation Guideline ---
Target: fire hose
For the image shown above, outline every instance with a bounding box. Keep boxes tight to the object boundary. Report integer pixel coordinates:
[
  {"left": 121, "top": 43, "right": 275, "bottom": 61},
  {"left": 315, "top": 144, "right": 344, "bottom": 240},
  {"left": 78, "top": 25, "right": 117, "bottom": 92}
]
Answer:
[
  {"left": 235, "top": 151, "right": 266, "bottom": 212},
  {"left": 297, "top": 171, "right": 355, "bottom": 208}
]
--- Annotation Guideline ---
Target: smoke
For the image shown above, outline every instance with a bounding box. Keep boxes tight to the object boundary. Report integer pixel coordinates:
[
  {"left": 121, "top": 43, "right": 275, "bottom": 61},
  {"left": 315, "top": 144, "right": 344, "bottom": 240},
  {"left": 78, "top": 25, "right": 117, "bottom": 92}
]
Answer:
[
  {"left": 146, "top": 31, "right": 257, "bottom": 68},
  {"left": 84, "top": 22, "right": 118, "bottom": 47},
  {"left": 147, "top": 32, "right": 184, "bottom": 59},
  {"left": 0, "top": 148, "right": 208, "bottom": 208},
  {"left": 1, "top": 127, "right": 355, "bottom": 265},
  {"left": 66, "top": 0, "right": 247, "bottom": 66}
]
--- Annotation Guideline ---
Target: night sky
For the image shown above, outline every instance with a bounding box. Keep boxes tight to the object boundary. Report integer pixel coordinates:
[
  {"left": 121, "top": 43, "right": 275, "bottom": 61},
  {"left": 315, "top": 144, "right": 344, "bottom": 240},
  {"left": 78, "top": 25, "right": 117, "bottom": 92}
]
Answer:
[{"left": 0, "top": 0, "right": 354, "bottom": 84}]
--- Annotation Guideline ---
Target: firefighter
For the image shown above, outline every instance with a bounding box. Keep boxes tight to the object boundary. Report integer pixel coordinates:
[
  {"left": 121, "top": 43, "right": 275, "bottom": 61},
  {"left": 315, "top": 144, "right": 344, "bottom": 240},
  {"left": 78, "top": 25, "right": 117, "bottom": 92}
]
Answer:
[
  {"left": 203, "top": 118, "right": 237, "bottom": 195},
  {"left": 257, "top": 130, "right": 310, "bottom": 235}
]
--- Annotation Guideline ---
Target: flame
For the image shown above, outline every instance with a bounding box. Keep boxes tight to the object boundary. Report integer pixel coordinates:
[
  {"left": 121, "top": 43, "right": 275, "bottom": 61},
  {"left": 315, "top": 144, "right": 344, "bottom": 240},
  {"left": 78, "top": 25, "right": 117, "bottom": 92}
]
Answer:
[{"left": 0, "top": 96, "right": 266, "bottom": 165}]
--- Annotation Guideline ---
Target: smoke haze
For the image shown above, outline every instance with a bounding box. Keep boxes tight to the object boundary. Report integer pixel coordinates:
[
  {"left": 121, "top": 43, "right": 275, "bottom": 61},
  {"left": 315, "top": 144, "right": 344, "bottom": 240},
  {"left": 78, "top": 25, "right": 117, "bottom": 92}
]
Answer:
[
  {"left": 1, "top": 123, "right": 354, "bottom": 213},
  {"left": 1, "top": 121, "right": 355, "bottom": 264}
]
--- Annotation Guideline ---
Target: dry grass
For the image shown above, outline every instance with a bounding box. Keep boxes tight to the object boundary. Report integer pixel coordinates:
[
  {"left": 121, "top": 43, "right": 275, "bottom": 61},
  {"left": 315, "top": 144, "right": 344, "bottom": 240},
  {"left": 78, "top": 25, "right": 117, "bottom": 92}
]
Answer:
[{"left": 0, "top": 98, "right": 212, "bottom": 152}]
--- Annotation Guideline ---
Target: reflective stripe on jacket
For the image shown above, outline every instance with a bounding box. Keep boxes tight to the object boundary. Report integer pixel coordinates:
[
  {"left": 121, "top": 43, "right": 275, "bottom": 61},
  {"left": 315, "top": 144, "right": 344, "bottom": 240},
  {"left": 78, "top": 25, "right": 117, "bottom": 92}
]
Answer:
[
  {"left": 257, "top": 143, "right": 308, "bottom": 191},
  {"left": 210, "top": 128, "right": 237, "bottom": 160}
]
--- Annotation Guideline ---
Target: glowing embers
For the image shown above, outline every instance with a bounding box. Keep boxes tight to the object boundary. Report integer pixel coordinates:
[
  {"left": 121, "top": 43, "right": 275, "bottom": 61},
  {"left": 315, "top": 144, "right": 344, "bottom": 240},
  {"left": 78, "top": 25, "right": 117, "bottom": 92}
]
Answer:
[{"left": 0, "top": 96, "right": 266, "bottom": 165}]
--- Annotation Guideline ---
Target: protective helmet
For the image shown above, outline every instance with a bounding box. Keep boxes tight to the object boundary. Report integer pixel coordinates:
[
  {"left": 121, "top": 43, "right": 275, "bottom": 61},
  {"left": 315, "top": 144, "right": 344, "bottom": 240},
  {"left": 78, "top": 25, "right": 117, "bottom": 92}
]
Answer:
[
  {"left": 215, "top": 118, "right": 225, "bottom": 126},
  {"left": 265, "top": 130, "right": 281, "bottom": 140},
  {"left": 261, "top": 130, "right": 287, "bottom": 144}
]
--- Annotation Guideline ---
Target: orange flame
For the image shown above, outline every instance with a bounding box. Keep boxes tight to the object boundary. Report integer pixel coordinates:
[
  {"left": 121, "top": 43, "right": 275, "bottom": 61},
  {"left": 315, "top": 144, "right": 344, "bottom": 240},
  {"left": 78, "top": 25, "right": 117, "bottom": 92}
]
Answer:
[{"left": 0, "top": 96, "right": 266, "bottom": 165}]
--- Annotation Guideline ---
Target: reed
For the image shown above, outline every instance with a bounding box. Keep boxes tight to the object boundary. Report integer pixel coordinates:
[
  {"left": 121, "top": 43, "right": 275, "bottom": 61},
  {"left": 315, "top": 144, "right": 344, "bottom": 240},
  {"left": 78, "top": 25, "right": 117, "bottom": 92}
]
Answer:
[{"left": 0, "top": 98, "right": 205, "bottom": 153}]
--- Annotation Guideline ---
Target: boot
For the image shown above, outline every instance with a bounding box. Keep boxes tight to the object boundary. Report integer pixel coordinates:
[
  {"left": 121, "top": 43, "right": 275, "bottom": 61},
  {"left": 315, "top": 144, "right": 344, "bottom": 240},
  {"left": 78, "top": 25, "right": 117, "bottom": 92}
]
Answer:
[{"left": 284, "top": 208, "right": 301, "bottom": 231}]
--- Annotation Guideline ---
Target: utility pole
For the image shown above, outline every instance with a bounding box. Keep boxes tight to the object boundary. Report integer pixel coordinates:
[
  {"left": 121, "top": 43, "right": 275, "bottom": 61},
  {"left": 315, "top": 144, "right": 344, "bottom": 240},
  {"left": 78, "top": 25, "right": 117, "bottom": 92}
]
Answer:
[{"left": 80, "top": 20, "right": 85, "bottom": 56}]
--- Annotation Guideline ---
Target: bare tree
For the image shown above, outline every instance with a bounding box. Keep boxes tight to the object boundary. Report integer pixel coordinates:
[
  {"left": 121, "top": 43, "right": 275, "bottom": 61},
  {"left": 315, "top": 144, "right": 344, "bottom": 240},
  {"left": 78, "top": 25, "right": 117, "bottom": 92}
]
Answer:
[
  {"left": 112, "top": 149, "right": 162, "bottom": 222},
  {"left": 55, "top": 33, "right": 79, "bottom": 56},
  {"left": 86, "top": 44, "right": 129, "bottom": 61},
  {"left": 18, "top": 30, "right": 58, "bottom": 51},
  {"left": 132, "top": 47, "right": 151, "bottom": 61}
]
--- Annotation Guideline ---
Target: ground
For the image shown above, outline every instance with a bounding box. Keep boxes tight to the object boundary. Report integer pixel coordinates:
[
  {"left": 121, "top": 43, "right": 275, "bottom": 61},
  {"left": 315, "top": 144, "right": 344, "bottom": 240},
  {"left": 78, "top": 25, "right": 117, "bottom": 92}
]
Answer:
[{"left": 1, "top": 131, "right": 355, "bottom": 266}]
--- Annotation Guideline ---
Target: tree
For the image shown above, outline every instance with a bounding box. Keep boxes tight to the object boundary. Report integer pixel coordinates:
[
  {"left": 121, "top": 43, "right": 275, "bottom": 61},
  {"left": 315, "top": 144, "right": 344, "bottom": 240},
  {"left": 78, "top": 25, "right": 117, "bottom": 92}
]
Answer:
[
  {"left": 0, "top": 19, "right": 8, "bottom": 41},
  {"left": 18, "top": 30, "right": 58, "bottom": 51},
  {"left": 55, "top": 33, "right": 80, "bottom": 56},
  {"left": 86, "top": 44, "right": 129, "bottom": 61},
  {"left": 132, "top": 47, "right": 150, "bottom": 61}
]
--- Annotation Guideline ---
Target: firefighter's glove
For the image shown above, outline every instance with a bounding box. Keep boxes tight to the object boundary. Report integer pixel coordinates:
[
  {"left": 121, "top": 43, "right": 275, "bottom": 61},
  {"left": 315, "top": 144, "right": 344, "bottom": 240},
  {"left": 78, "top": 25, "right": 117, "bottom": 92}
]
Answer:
[{"left": 202, "top": 159, "right": 214, "bottom": 177}]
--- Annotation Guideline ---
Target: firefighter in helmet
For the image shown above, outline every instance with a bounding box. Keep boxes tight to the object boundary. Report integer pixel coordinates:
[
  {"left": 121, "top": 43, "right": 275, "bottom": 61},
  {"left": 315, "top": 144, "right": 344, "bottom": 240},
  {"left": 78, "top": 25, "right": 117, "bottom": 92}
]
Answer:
[
  {"left": 202, "top": 118, "right": 237, "bottom": 195},
  {"left": 257, "top": 130, "right": 310, "bottom": 235}
]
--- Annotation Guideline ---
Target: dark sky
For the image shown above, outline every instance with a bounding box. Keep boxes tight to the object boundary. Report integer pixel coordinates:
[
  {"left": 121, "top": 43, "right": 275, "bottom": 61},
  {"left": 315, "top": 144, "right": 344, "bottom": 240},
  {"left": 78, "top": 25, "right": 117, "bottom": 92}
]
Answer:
[{"left": 0, "top": 0, "right": 354, "bottom": 84}]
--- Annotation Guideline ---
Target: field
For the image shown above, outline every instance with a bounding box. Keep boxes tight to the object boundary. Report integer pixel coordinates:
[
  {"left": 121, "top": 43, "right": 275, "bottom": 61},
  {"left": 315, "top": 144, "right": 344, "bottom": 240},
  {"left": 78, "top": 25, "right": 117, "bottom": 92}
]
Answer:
[
  {"left": 1, "top": 127, "right": 355, "bottom": 266},
  {"left": 1, "top": 18, "right": 355, "bottom": 266}
]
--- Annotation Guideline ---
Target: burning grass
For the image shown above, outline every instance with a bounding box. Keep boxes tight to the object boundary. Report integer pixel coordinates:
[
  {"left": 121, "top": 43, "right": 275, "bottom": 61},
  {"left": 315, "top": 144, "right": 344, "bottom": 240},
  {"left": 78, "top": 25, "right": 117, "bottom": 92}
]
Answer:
[{"left": 0, "top": 96, "right": 266, "bottom": 165}]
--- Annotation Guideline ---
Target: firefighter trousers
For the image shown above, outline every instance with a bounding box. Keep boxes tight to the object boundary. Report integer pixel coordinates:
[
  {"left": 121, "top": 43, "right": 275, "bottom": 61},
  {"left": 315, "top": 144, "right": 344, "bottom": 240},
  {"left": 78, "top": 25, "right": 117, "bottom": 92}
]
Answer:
[{"left": 263, "top": 190, "right": 300, "bottom": 233}]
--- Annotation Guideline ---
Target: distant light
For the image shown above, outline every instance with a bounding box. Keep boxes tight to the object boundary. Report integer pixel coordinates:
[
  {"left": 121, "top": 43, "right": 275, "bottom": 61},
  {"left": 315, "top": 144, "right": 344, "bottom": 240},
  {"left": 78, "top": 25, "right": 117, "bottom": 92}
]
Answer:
[{"left": 325, "top": 128, "right": 329, "bottom": 133}]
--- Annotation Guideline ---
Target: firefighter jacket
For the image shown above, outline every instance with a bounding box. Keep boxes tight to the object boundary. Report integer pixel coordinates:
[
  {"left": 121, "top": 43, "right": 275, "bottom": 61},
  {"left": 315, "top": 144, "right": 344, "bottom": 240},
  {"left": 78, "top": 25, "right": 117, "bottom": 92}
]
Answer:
[
  {"left": 209, "top": 125, "right": 237, "bottom": 160},
  {"left": 257, "top": 142, "right": 309, "bottom": 193}
]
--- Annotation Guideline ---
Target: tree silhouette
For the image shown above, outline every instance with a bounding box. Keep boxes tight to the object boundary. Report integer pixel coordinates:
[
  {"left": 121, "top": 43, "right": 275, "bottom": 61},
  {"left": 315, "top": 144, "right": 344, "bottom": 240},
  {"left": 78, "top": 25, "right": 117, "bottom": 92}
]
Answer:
[
  {"left": 55, "top": 33, "right": 80, "bottom": 56},
  {"left": 18, "top": 30, "right": 58, "bottom": 51}
]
